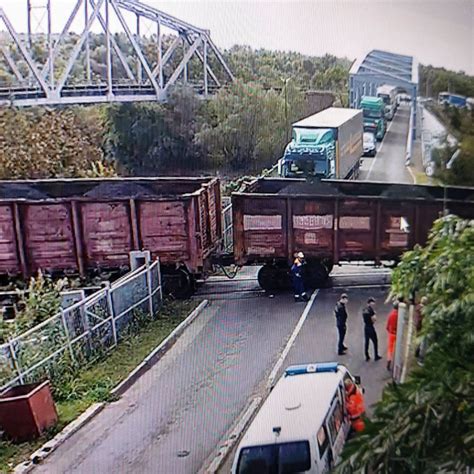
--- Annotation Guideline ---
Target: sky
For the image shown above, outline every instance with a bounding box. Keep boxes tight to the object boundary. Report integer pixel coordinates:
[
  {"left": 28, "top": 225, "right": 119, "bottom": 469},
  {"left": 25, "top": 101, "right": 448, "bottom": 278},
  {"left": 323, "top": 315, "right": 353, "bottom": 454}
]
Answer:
[{"left": 1, "top": 0, "right": 473, "bottom": 74}]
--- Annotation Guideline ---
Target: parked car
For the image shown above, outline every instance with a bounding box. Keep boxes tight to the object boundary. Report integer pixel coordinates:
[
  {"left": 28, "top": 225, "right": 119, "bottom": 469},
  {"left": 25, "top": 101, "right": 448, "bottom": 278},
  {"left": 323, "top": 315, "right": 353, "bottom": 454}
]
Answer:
[{"left": 363, "top": 132, "right": 377, "bottom": 157}]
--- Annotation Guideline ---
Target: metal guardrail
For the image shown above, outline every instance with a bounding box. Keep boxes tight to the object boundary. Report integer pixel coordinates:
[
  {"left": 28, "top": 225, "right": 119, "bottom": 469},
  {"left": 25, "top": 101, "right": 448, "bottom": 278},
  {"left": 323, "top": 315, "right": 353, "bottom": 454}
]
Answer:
[{"left": 0, "top": 260, "right": 163, "bottom": 393}]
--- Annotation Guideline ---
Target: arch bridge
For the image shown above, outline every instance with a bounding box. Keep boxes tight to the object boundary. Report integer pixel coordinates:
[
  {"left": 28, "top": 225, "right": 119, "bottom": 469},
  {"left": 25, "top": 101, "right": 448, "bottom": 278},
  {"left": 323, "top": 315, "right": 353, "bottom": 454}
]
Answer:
[{"left": 349, "top": 49, "right": 418, "bottom": 154}]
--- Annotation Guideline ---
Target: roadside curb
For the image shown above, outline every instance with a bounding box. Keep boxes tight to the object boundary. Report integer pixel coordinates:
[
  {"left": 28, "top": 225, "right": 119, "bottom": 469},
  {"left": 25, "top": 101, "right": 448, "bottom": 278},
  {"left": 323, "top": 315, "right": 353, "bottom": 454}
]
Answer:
[
  {"left": 205, "top": 397, "right": 263, "bottom": 473},
  {"left": 13, "top": 402, "right": 105, "bottom": 473},
  {"left": 13, "top": 299, "right": 209, "bottom": 473}
]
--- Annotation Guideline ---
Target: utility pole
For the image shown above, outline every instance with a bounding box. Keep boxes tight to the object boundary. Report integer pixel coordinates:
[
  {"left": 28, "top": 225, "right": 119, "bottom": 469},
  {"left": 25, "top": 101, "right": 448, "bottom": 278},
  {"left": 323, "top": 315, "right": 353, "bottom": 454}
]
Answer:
[{"left": 283, "top": 78, "right": 290, "bottom": 143}]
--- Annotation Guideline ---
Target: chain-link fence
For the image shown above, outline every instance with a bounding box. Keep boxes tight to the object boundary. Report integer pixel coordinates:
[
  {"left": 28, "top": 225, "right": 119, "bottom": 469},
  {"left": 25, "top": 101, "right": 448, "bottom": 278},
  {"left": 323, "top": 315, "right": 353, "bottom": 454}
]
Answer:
[{"left": 0, "top": 260, "right": 162, "bottom": 393}]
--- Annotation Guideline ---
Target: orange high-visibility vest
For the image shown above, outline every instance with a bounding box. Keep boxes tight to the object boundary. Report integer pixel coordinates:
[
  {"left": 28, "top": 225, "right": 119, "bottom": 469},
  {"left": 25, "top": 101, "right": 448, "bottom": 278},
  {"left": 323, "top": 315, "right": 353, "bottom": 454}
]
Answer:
[{"left": 346, "top": 388, "right": 366, "bottom": 432}]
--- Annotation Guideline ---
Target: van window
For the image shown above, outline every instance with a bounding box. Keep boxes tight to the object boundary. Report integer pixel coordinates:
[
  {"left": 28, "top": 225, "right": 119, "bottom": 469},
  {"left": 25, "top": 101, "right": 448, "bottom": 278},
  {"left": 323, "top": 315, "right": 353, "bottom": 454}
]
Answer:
[
  {"left": 327, "top": 399, "right": 344, "bottom": 442},
  {"left": 237, "top": 441, "right": 311, "bottom": 474},
  {"left": 317, "top": 425, "right": 329, "bottom": 459}
]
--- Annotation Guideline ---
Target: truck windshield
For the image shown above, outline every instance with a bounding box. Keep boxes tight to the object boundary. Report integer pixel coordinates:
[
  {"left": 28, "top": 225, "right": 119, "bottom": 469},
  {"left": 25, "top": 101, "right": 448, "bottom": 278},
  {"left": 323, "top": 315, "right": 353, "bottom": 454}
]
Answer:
[
  {"left": 284, "top": 155, "right": 327, "bottom": 177},
  {"left": 379, "top": 94, "right": 390, "bottom": 105},
  {"left": 363, "top": 109, "right": 382, "bottom": 119},
  {"left": 237, "top": 441, "right": 311, "bottom": 474}
]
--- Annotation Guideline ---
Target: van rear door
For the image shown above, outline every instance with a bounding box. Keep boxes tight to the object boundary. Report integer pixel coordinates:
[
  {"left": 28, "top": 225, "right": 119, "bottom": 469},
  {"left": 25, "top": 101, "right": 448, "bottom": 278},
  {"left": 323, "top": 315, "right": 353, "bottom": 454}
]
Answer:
[{"left": 235, "top": 441, "right": 312, "bottom": 473}]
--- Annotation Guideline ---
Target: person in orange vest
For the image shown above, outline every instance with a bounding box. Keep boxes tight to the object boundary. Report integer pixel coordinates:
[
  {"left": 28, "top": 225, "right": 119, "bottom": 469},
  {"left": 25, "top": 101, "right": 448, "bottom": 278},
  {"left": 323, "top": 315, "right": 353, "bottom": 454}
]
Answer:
[
  {"left": 344, "top": 379, "right": 366, "bottom": 433},
  {"left": 386, "top": 301, "right": 399, "bottom": 372}
]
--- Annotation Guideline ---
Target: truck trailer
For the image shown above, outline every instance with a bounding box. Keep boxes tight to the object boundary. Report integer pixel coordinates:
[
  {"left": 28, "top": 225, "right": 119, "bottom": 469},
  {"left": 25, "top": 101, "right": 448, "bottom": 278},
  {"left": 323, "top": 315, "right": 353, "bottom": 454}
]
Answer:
[
  {"left": 278, "top": 107, "right": 363, "bottom": 180},
  {"left": 438, "top": 92, "right": 467, "bottom": 108},
  {"left": 377, "top": 84, "right": 398, "bottom": 120}
]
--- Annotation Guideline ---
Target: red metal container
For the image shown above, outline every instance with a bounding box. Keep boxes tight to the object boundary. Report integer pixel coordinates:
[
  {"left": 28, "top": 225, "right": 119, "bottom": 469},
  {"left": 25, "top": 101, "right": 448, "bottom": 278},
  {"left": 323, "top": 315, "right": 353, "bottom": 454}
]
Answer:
[{"left": 0, "top": 381, "right": 58, "bottom": 442}]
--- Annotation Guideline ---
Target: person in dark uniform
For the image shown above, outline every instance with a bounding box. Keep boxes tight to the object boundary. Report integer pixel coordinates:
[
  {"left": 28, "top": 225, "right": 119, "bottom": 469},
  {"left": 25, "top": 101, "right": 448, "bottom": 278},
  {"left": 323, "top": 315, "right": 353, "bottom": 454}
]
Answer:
[
  {"left": 290, "top": 252, "right": 308, "bottom": 302},
  {"left": 334, "top": 293, "right": 349, "bottom": 355},
  {"left": 362, "top": 297, "right": 382, "bottom": 361}
]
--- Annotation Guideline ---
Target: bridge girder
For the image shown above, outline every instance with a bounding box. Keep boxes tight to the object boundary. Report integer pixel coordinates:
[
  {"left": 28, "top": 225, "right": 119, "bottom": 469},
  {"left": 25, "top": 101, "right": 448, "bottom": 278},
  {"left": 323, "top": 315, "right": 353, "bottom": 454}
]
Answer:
[{"left": 0, "top": 0, "right": 234, "bottom": 107}]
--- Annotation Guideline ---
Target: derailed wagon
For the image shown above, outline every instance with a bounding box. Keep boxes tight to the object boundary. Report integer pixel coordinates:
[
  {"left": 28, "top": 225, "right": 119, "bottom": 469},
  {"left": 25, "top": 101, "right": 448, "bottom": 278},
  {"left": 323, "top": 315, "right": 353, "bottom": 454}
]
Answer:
[
  {"left": 231, "top": 177, "right": 474, "bottom": 290},
  {"left": 0, "top": 177, "right": 221, "bottom": 298}
]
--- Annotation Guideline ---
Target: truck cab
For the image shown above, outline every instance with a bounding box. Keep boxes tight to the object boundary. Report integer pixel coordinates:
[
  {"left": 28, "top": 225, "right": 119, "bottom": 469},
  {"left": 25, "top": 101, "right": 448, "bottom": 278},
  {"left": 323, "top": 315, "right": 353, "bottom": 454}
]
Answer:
[
  {"left": 279, "top": 128, "right": 336, "bottom": 178},
  {"left": 360, "top": 96, "right": 386, "bottom": 141},
  {"left": 278, "top": 108, "right": 363, "bottom": 180}
]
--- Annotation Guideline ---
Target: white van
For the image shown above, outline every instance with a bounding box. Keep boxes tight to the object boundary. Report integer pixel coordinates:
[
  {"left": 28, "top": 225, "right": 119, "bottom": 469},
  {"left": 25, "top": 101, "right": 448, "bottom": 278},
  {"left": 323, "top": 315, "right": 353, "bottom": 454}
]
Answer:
[{"left": 231, "top": 362, "right": 361, "bottom": 474}]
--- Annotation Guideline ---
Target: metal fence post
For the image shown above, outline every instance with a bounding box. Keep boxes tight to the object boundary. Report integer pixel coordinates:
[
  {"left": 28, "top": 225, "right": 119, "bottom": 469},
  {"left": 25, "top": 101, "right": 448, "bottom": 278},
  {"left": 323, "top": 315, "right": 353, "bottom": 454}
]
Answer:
[
  {"left": 80, "top": 298, "right": 93, "bottom": 358},
  {"left": 400, "top": 304, "right": 415, "bottom": 383},
  {"left": 146, "top": 260, "right": 154, "bottom": 317},
  {"left": 60, "top": 309, "right": 76, "bottom": 364},
  {"left": 157, "top": 258, "right": 163, "bottom": 303},
  {"left": 106, "top": 285, "right": 118, "bottom": 347},
  {"left": 393, "top": 302, "right": 407, "bottom": 383},
  {"left": 8, "top": 337, "right": 24, "bottom": 384}
]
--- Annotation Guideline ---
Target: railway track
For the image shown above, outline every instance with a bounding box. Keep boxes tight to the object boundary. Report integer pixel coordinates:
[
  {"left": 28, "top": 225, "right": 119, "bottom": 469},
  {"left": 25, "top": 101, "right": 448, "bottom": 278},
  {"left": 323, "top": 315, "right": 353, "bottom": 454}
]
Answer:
[{"left": 195, "top": 269, "right": 391, "bottom": 299}]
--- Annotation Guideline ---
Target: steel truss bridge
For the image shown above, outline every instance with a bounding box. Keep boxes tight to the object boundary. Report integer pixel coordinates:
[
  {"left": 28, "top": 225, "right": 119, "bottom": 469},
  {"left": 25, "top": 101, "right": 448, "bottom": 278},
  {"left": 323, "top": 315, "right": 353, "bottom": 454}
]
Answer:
[{"left": 0, "top": 0, "right": 234, "bottom": 107}]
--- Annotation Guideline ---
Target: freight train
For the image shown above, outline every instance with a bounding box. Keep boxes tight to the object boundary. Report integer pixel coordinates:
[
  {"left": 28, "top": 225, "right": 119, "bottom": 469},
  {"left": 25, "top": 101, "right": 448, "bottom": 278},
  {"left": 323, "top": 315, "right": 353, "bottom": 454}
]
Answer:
[{"left": 0, "top": 177, "right": 472, "bottom": 297}]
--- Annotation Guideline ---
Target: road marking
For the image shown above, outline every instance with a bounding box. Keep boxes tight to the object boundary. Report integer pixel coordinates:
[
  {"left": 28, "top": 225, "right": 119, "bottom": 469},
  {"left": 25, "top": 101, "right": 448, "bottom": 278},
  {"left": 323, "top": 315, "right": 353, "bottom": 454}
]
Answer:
[
  {"left": 366, "top": 112, "right": 398, "bottom": 179},
  {"left": 267, "top": 290, "right": 319, "bottom": 388},
  {"left": 202, "top": 290, "right": 319, "bottom": 473}
]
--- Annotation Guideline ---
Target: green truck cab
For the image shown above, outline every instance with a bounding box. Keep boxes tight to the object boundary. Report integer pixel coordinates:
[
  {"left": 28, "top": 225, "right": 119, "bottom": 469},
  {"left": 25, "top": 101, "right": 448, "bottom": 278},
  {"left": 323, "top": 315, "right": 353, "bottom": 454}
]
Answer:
[
  {"left": 280, "top": 128, "right": 337, "bottom": 178},
  {"left": 360, "top": 96, "right": 386, "bottom": 141}
]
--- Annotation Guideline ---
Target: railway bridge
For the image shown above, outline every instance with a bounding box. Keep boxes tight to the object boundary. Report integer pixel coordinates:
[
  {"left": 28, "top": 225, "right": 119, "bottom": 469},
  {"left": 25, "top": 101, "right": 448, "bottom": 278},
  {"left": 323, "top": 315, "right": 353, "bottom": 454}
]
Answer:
[{"left": 0, "top": 0, "right": 234, "bottom": 107}]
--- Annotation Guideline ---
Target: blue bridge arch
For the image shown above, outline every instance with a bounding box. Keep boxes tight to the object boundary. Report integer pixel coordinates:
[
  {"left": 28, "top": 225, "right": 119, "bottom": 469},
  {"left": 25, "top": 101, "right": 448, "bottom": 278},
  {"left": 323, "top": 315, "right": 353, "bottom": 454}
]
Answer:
[{"left": 349, "top": 50, "right": 419, "bottom": 156}]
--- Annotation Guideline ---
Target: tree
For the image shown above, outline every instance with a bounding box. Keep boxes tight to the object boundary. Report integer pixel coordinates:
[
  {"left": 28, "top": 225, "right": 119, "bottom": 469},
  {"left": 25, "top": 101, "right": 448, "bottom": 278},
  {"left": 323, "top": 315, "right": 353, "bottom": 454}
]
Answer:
[
  {"left": 0, "top": 107, "right": 105, "bottom": 179},
  {"left": 429, "top": 107, "right": 474, "bottom": 186},
  {"left": 195, "top": 81, "right": 290, "bottom": 171},
  {"left": 337, "top": 216, "right": 474, "bottom": 473},
  {"left": 419, "top": 65, "right": 474, "bottom": 99},
  {"left": 105, "top": 102, "right": 167, "bottom": 175}
]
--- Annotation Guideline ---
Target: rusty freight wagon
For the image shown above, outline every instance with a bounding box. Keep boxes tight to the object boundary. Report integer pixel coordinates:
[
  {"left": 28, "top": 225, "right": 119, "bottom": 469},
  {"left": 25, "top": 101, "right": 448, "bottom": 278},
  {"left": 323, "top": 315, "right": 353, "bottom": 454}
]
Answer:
[
  {"left": 0, "top": 177, "right": 221, "bottom": 297},
  {"left": 232, "top": 178, "right": 474, "bottom": 290}
]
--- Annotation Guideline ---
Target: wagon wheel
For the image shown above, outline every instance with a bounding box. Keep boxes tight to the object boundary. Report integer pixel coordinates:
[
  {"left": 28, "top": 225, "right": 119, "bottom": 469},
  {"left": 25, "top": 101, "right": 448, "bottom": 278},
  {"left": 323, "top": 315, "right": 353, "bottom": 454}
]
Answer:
[
  {"left": 163, "top": 268, "right": 195, "bottom": 299},
  {"left": 257, "top": 265, "right": 279, "bottom": 292},
  {"left": 305, "top": 261, "right": 329, "bottom": 289},
  {"left": 258, "top": 264, "right": 291, "bottom": 292},
  {"left": 323, "top": 259, "right": 334, "bottom": 275}
]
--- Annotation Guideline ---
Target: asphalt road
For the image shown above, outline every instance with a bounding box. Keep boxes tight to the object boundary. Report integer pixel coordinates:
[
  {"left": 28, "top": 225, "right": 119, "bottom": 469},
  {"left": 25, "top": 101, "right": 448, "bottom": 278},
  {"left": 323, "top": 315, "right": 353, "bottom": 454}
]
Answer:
[
  {"left": 32, "top": 107, "right": 408, "bottom": 474},
  {"left": 359, "top": 104, "right": 413, "bottom": 184},
  {"left": 33, "top": 268, "right": 392, "bottom": 474},
  {"left": 217, "top": 279, "right": 392, "bottom": 474},
  {"left": 33, "top": 273, "right": 316, "bottom": 474}
]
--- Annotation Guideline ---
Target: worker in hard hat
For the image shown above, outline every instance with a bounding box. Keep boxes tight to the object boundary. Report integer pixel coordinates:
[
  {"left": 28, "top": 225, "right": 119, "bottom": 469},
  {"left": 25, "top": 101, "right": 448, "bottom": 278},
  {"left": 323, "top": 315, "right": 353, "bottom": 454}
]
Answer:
[
  {"left": 344, "top": 379, "right": 366, "bottom": 433},
  {"left": 290, "top": 252, "right": 308, "bottom": 302}
]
